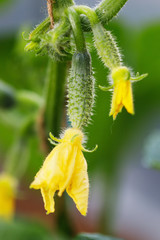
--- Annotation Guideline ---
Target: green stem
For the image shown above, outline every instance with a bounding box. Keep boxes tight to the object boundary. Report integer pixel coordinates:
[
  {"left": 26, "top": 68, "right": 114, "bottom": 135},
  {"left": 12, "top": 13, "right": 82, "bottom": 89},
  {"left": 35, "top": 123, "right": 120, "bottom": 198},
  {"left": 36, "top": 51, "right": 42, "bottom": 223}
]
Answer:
[
  {"left": 4, "top": 137, "right": 29, "bottom": 179},
  {"left": 67, "top": 7, "right": 86, "bottom": 52},
  {"left": 75, "top": 0, "right": 128, "bottom": 32},
  {"left": 53, "top": 0, "right": 74, "bottom": 21},
  {"left": 44, "top": 59, "right": 67, "bottom": 137},
  {"left": 73, "top": 5, "right": 99, "bottom": 26},
  {"left": 4, "top": 115, "right": 35, "bottom": 178},
  {"left": 54, "top": 0, "right": 74, "bottom": 9},
  {"left": 96, "top": 0, "right": 128, "bottom": 23},
  {"left": 73, "top": 6, "right": 121, "bottom": 70}
]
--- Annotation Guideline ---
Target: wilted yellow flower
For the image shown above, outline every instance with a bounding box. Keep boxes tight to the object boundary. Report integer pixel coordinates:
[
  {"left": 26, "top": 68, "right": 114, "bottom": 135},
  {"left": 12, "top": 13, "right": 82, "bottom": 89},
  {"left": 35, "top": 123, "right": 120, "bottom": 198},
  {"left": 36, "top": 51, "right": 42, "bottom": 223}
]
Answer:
[
  {"left": 109, "top": 66, "right": 134, "bottom": 119},
  {"left": 0, "top": 173, "right": 17, "bottom": 220},
  {"left": 30, "top": 128, "right": 94, "bottom": 216}
]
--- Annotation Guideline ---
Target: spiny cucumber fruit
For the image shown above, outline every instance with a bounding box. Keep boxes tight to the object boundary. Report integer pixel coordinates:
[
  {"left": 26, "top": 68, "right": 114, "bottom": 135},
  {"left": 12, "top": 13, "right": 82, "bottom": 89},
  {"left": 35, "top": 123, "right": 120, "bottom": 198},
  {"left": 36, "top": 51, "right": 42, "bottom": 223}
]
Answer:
[
  {"left": 67, "top": 50, "right": 95, "bottom": 129},
  {"left": 92, "top": 23, "right": 122, "bottom": 70}
]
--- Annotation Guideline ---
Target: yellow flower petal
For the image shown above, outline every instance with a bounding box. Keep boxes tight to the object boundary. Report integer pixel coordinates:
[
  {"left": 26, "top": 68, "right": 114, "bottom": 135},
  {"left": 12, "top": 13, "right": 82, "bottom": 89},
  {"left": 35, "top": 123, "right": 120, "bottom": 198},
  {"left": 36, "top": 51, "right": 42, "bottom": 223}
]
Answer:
[
  {"left": 0, "top": 173, "right": 17, "bottom": 220},
  {"left": 67, "top": 149, "right": 89, "bottom": 216},
  {"left": 110, "top": 67, "right": 134, "bottom": 119},
  {"left": 41, "top": 187, "right": 56, "bottom": 214},
  {"left": 30, "top": 143, "right": 76, "bottom": 214},
  {"left": 123, "top": 80, "right": 134, "bottom": 114},
  {"left": 30, "top": 128, "right": 89, "bottom": 216}
]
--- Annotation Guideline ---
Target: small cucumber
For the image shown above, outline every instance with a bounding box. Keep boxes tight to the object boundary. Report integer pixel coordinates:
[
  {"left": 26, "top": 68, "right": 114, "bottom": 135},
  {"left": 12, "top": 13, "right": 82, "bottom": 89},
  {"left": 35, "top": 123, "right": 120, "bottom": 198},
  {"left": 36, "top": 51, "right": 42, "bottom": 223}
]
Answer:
[{"left": 67, "top": 50, "right": 95, "bottom": 129}]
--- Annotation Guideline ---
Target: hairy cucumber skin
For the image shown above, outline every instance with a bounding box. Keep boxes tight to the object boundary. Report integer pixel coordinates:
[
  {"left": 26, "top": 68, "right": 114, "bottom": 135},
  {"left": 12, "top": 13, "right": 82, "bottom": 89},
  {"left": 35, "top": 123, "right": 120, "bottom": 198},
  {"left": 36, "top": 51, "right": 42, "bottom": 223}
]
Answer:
[
  {"left": 93, "top": 23, "right": 122, "bottom": 70},
  {"left": 67, "top": 51, "right": 95, "bottom": 129}
]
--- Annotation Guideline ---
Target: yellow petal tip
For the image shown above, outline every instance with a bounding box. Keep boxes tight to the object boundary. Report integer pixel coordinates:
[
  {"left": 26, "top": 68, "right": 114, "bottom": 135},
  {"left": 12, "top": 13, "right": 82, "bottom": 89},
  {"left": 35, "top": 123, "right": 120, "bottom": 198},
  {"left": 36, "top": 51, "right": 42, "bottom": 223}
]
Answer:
[
  {"left": 81, "top": 211, "right": 87, "bottom": 216},
  {"left": 58, "top": 191, "right": 63, "bottom": 197},
  {"left": 46, "top": 210, "right": 52, "bottom": 215},
  {"left": 29, "top": 183, "right": 38, "bottom": 189}
]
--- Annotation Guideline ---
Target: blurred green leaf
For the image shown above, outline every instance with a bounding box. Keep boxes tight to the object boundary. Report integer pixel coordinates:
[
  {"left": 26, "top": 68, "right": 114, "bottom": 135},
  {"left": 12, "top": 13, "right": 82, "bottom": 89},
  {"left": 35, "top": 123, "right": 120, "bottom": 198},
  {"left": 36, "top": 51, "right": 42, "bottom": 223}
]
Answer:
[
  {"left": 0, "top": 218, "right": 52, "bottom": 240},
  {"left": 74, "top": 233, "right": 123, "bottom": 240},
  {"left": 0, "top": 80, "right": 16, "bottom": 109}
]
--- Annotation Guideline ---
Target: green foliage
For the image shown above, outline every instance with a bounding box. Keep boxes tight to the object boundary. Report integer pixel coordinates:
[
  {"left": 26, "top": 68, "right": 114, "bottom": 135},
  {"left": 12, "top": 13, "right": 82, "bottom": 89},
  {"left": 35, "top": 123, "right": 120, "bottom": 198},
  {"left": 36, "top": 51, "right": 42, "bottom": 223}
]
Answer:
[
  {"left": 24, "top": 0, "right": 128, "bottom": 64},
  {"left": 74, "top": 233, "right": 123, "bottom": 240},
  {"left": 0, "top": 218, "right": 52, "bottom": 240},
  {"left": 0, "top": 34, "right": 47, "bottom": 93},
  {"left": 25, "top": 18, "right": 72, "bottom": 61},
  {"left": 0, "top": 34, "right": 45, "bottom": 178}
]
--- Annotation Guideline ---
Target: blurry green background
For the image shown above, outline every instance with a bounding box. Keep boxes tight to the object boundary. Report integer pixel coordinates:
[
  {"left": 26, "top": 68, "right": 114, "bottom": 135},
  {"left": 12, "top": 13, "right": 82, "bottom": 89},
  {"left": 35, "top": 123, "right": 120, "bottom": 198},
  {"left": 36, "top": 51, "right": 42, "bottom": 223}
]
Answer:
[{"left": 0, "top": 0, "right": 160, "bottom": 240}]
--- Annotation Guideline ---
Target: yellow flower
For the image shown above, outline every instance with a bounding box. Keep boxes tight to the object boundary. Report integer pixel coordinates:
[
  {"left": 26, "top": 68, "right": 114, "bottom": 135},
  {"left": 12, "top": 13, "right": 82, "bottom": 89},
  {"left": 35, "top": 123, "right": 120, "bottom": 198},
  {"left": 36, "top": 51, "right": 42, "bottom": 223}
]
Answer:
[
  {"left": 0, "top": 173, "right": 17, "bottom": 220},
  {"left": 109, "top": 66, "right": 134, "bottom": 119},
  {"left": 30, "top": 128, "right": 93, "bottom": 216}
]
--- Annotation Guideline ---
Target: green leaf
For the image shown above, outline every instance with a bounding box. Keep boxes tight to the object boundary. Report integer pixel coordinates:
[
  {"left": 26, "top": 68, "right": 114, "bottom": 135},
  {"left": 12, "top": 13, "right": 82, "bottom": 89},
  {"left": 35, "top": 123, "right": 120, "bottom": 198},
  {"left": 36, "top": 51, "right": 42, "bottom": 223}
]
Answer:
[
  {"left": 0, "top": 217, "right": 52, "bottom": 240},
  {"left": 74, "top": 233, "right": 123, "bottom": 240}
]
